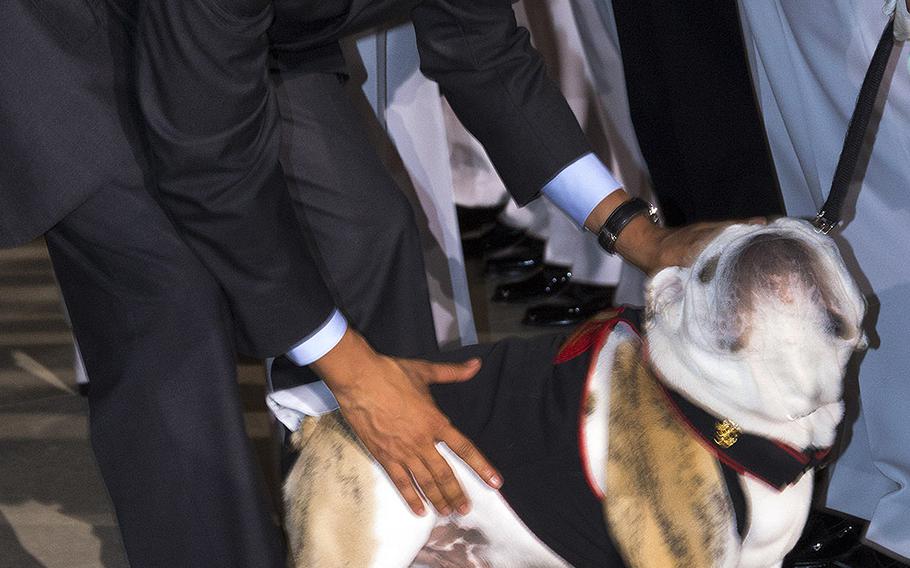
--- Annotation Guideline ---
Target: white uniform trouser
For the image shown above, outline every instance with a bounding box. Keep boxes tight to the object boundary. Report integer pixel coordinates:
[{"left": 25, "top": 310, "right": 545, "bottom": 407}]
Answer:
[{"left": 739, "top": 1, "right": 910, "bottom": 558}]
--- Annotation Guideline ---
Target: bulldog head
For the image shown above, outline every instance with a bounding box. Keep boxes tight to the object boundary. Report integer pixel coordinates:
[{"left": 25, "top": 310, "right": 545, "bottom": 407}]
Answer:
[{"left": 645, "top": 218, "right": 867, "bottom": 447}]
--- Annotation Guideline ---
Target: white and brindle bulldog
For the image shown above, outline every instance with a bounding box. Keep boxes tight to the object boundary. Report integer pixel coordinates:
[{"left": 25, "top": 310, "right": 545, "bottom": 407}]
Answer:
[{"left": 281, "top": 218, "right": 866, "bottom": 568}]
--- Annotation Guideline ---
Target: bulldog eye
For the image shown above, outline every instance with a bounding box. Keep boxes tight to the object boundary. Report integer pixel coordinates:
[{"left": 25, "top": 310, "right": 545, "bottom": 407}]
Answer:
[{"left": 698, "top": 256, "right": 720, "bottom": 283}]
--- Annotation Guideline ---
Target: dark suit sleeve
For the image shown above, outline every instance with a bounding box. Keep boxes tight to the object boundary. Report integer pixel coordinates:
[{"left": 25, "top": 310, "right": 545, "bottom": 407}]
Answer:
[
  {"left": 135, "top": 0, "right": 335, "bottom": 357},
  {"left": 411, "top": 0, "right": 593, "bottom": 205}
]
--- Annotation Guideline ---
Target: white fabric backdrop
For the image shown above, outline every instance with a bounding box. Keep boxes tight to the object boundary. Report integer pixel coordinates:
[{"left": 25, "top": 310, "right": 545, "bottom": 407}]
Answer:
[{"left": 350, "top": 28, "right": 477, "bottom": 347}]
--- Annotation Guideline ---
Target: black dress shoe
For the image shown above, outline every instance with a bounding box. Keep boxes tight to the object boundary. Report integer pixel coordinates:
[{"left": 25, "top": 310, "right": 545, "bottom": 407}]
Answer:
[
  {"left": 461, "top": 220, "right": 527, "bottom": 258},
  {"left": 784, "top": 511, "right": 867, "bottom": 568},
  {"left": 484, "top": 236, "right": 545, "bottom": 276},
  {"left": 456, "top": 204, "right": 505, "bottom": 235},
  {"left": 834, "top": 545, "right": 910, "bottom": 568},
  {"left": 492, "top": 264, "right": 572, "bottom": 303},
  {"left": 522, "top": 283, "right": 616, "bottom": 326}
]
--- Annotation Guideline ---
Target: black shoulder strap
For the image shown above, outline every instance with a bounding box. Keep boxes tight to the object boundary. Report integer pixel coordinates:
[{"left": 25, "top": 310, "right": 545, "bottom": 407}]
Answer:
[{"left": 814, "top": 18, "right": 895, "bottom": 233}]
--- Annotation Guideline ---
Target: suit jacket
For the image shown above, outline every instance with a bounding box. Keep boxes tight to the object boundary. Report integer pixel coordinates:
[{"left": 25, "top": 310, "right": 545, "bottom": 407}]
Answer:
[
  {"left": 3, "top": 0, "right": 336, "bottom": 357},
  {"left": 269, "top": 0, "right": 593, "bottom": 204},
  {"left": 4, "top": 0, "right": 592, "bottom": 354},
  {"left": 1, "top": 0, "right": 129, "bottom": 247},
  {"left": 269, "top": 0, "right": 419, "bottom": 71}
]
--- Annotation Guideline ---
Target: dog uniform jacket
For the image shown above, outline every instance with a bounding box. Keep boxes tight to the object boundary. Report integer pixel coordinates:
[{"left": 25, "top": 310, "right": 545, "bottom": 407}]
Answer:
[
  {"left": 429, "top": 332, "right": 628, "bottom": 568},
  {"left": 431, "top": 307, "right": 743, "bottom": 568}
]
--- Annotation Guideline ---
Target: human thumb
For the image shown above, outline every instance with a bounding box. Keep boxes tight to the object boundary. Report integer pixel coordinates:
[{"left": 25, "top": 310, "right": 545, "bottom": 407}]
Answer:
[{"left": 424, "top": 358, "right": 482, "bottom": 385}]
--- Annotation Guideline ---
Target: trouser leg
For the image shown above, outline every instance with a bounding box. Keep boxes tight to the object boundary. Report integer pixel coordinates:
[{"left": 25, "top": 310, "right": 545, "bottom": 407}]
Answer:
[
  {"left": 10, "top": 1, "right": 287, "bottom": 563},
  {"left": 46, "top": 185, "right": 285, "bottom": 568},
  {"left": 269, "top": 70, "right": 438, "bottom": 391}
]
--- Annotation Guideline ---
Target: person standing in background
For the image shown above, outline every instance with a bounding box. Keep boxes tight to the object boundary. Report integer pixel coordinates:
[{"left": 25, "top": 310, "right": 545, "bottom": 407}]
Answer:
[{"left": 739, "top": 2, "right": 910, "bottom": 564}]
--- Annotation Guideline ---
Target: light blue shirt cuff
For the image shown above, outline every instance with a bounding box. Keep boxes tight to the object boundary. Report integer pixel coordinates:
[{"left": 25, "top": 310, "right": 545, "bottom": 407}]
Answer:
[
  {"left": 286, "top": 309, "right": 348, "bottom": 366},
  {"left": 542, "top": 153, "right": 623, "bottom": 228}
]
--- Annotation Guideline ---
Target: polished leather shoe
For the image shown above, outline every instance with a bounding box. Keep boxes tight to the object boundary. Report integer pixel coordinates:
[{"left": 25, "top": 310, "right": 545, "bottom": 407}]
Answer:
[
  {"left": 461, "top": 220, "right": 527, "bottom": 258},
  {"left": 782, "top": 510, "right": 910, "bottom": 568},
  {"left": 784, "top": 511, "right": 865, "bottom": 567},
  {"left": 833, "top": 545, "right": 910, "bottom": 568},
  {"left": 484, "top": 236, "right": 545, "bottom": 276},
  {"left": 456, "top": 204, "right": 505, "bottom": 236},
  {"left": 492, "top": 264, "right": 572, "bottom": 303},
  {"left": 522, "top": 283, "right": 616, "bottom": 326}
]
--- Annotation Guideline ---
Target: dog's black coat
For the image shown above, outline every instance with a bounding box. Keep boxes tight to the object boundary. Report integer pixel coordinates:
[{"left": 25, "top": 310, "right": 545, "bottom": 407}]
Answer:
[{"left": 428, "top": 331, "right": 626, "bottom": 567}]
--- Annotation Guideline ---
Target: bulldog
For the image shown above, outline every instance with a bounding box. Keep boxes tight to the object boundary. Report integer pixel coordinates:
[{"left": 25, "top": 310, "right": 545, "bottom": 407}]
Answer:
[{"left": 280, "top": 218, "right": 866, "bottom": 568}]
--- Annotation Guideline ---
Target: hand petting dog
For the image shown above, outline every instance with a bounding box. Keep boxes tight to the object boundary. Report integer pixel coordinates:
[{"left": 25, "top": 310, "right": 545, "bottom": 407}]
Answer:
[
  {"left": 286, "top": 218, "right": 867, "bottom": 568},
  {"left": 311, "top": 329, "right": 502, "bottom": 517}
]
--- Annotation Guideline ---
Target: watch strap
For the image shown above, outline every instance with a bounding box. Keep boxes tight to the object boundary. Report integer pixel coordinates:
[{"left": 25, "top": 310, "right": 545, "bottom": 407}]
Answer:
[{"left": 597, "top": 197, "right": 657, "bottom": 254}]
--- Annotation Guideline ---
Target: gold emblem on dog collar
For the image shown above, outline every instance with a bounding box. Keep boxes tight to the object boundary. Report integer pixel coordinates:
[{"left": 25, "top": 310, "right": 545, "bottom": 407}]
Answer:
[{"left": 714, "top": 419, "right": 741, "bottom": 448}]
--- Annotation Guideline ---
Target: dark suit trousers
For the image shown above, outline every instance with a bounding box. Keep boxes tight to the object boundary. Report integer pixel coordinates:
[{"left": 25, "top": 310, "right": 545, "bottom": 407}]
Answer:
[
  {"left": 268, "top": 70, "right": 439, "bottom": 391},
  {"left": 47, "top": 183, "right": 286, "bottom": 568},
  {"left": 6, "top": 1, "right": 341, "bottom": 565}
]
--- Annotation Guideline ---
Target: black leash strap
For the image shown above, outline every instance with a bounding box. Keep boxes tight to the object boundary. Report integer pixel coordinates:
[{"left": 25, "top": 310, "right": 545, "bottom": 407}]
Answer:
[{"left": 814, "top": 18, "right": 896, "bottom": 234}]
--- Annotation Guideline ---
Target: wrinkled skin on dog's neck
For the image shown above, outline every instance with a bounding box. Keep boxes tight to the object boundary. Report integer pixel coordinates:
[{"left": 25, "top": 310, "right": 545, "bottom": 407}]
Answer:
[{"left": 645, "top": 218, "right": 866, "bottom": 449}]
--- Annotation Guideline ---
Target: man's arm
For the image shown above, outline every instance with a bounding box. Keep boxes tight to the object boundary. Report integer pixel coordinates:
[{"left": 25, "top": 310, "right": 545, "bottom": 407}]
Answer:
[
  {"left": 284, "top": 310, "right": 503, "bottom": 517},
  {"left": 136, "top": 0, "right": 499, "bottom": 516},
  {"left": 412, "top": 0, "right": 741, "bottom": 274},
  {"left": 309, "top": 328, "right": 502, "bottom": 516},
  {"left": 411, "top": 0, "right": 591, "bottom": 205}
]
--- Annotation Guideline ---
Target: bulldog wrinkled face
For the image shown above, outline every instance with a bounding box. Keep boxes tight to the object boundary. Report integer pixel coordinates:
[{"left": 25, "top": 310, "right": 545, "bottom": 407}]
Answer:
[{"left": 646, "top": 218, "right": 866, "bottom": 424}]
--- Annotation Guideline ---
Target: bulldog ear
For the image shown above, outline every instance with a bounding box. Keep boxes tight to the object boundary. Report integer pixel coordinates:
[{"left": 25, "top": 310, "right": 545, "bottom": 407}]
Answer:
[{"left": 647, "top": 267, "right": 686, "bottom": 321}]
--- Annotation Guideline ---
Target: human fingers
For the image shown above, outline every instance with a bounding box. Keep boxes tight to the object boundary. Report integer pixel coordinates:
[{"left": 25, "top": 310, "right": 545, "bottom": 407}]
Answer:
[
  {"left": 440, "top": 425, "right": 503, "bottom": 491},
  {"left": 407, "top": 457, "right": 456, "bottom": 516},
  {"left": 405, "top": 358, "right": 482, "bottom": 385},
  {"left": 657, "top": 218, "right": 770, "bottom": 272},
  {"left": 419, "top": 445, "right": 475, "bottom": 515},
  {"left": 383, "top": 462, "right": 428, "bottom": 516}
]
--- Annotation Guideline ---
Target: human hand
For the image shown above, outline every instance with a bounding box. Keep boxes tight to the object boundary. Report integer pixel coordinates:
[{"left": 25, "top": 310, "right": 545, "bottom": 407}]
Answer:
[
  {"left": 581, "top": 189, "right": 765, "bottom": 275},
  {"left": 614, "top": 216, "right": 766, "bottom": 275},
  {"left": 310, "top": 329, "right": 502, "bottom": 517}
]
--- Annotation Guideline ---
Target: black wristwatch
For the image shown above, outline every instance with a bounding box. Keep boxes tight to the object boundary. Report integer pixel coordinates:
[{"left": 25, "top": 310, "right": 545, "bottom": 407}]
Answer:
[{"left": 596, "top": 197, "right": 660, "bottom": 255}]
